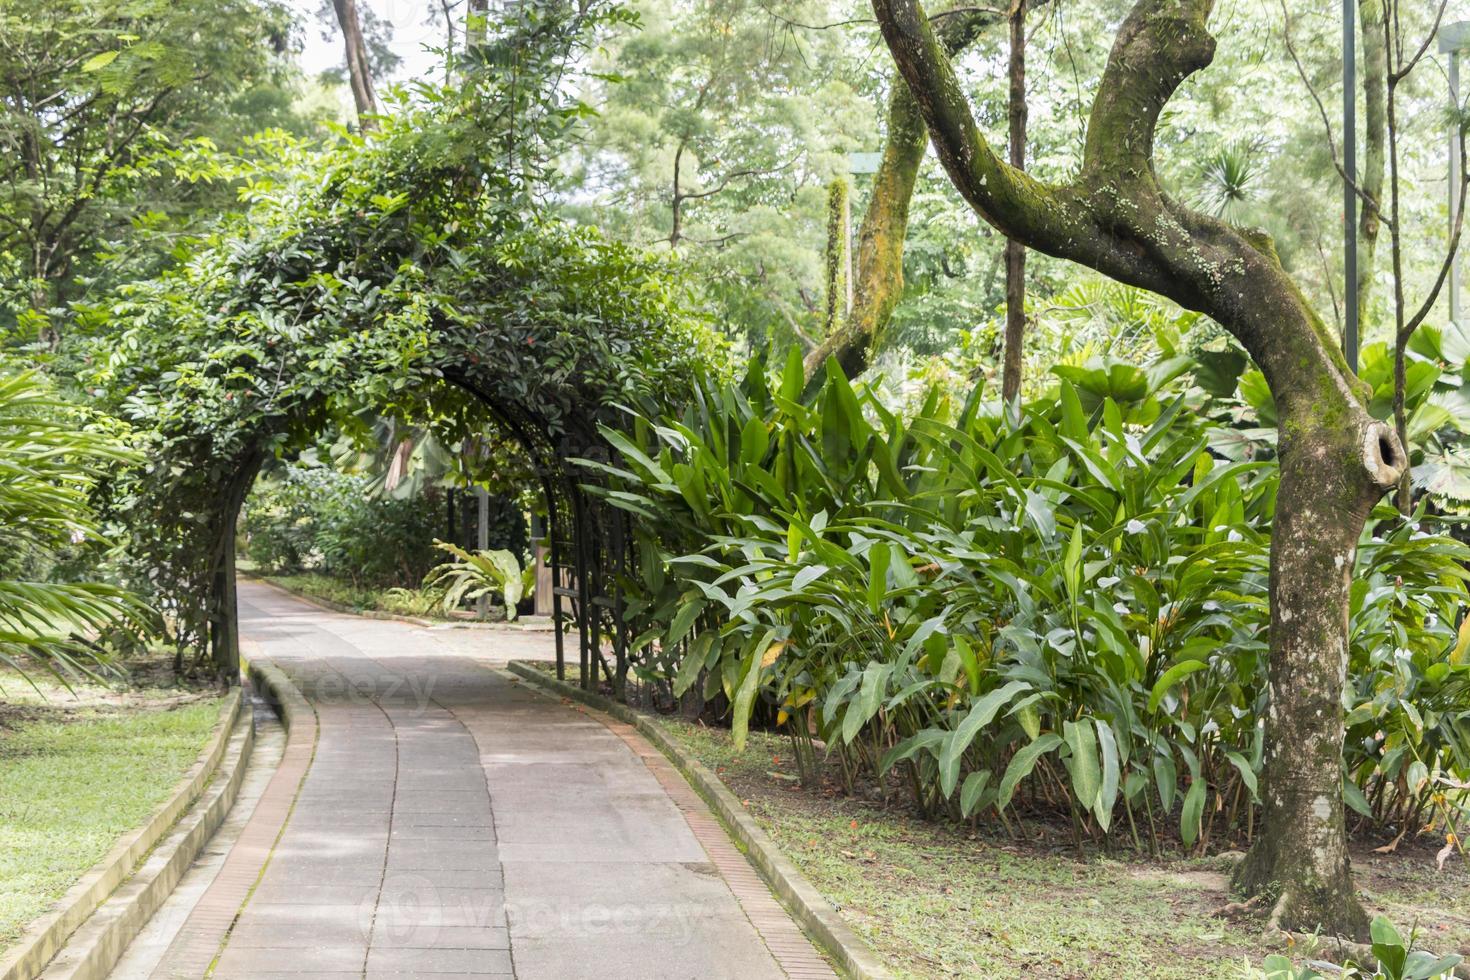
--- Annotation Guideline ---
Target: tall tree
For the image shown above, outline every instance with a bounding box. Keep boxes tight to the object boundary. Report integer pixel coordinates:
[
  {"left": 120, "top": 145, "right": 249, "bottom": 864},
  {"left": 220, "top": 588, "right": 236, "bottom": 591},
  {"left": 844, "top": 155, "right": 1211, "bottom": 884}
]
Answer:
[
  {"left": 330, "top": 0, "right": 377, "bottom": 126},
  {"left": 0, "top": 0, "right": 300, "bottom": 345},
  {"left": 1357, "top": 0, "right": 1387, "bottom": 327},
  {"left": 802, "top": 5, "right": 1016, "bottom": 382},
  {"left": 999, "top": 0, "right": 1027, "bottom": 403},
  {"left": 575, "top": 0, "right": 872, "bottom": 342},
  {"left": 871, "top": 0, "right": 1406, "bottom": 936}
]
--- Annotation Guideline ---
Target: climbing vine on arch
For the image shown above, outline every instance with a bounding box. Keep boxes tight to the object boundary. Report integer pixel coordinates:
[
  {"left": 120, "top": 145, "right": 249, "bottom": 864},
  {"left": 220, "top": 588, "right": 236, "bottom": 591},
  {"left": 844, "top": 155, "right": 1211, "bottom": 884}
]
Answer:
[{"left": 80, "top": 9, "right": 726, "bottom": 676}]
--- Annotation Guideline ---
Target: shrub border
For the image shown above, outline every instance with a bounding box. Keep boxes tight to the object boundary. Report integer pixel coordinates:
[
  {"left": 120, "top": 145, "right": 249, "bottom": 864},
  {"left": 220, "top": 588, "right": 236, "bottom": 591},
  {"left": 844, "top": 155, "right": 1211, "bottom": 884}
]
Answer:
[
  {"left": 0, "top": 688, "right": 247, "bottom": 980},
  {"left": 505, "top": 660, "right": 893, "bottom": 980}
]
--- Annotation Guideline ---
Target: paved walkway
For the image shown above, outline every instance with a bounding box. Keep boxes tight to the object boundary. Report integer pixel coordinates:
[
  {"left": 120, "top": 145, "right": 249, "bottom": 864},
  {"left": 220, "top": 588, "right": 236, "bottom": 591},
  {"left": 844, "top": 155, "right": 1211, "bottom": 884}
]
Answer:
[{"left": 116, "top": 582, "right": 828, "bottom": 979}]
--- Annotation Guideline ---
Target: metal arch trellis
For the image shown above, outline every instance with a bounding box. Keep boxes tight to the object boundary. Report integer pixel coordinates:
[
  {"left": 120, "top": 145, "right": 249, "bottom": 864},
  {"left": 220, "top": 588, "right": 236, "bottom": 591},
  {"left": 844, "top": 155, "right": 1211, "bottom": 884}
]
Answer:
[{"left": 443, "top": 372, "right": 631, "bottom": 695}]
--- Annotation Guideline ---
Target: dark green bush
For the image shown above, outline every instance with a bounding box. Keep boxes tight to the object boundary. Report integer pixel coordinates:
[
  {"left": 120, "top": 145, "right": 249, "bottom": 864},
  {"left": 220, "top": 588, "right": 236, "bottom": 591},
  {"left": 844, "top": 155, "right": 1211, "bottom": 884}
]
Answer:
[
  {"left": 588, "top": 349, "right": 1470, "bottom": 852},
  {"left": 240, "top": 465, "right": 444, "bottom": 588}
]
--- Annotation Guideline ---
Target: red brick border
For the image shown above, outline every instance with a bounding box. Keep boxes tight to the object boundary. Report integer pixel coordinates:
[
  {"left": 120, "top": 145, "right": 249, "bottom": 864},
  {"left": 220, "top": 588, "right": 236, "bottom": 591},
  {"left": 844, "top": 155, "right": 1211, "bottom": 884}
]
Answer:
[
  {"left": 150, "top": 660, "right": 318, "bottom": 978},
  {"left": 572, "top": 707, "right": 837, "bottom": 979}
]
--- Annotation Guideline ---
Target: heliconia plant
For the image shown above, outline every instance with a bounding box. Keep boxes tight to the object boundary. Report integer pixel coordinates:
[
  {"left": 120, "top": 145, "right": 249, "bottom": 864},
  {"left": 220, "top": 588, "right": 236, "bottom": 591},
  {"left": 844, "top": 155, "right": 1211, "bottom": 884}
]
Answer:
[{"left": 582, "top": 347, "right": 1470, "bottom": 853}]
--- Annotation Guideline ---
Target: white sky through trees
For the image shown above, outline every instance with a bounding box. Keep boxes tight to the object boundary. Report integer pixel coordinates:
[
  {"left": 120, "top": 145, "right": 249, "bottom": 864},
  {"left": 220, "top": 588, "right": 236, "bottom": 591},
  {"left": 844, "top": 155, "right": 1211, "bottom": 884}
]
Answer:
[{"left": 285, "top": 0, "right": 444, "bottom": 88}]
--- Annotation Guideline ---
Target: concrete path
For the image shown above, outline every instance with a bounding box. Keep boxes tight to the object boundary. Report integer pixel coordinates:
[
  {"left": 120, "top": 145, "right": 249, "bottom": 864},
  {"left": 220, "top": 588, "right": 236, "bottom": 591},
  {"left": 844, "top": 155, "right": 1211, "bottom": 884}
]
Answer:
[{"left": 116, "top": 581, "right": 826, "bottom": 979}]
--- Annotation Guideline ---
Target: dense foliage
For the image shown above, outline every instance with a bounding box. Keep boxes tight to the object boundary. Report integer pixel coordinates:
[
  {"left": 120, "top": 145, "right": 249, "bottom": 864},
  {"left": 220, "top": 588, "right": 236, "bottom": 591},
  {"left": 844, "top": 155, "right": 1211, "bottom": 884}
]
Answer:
[
  {"left": 0, "top": 366, "right": 144, "bottom": 679},
  {"left": 71, "top": 4, "right": 723, "bottom": 665},
  {"left": 0, "top": 0, "right": 318, "bottom": 342},
  {"left": 590, "top": 350, "right": 1470, "bottom": 851},
  {"left": 239, "top": 464, "right": 445, "bottom": 588}
]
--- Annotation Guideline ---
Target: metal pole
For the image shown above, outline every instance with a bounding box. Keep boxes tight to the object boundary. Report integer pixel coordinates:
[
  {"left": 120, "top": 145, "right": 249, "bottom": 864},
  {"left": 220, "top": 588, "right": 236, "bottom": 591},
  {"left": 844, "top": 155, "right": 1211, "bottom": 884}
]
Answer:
[
  {"left": 1452, "top": 51, "right": 1463, "bottom": 325},
  {"left": 475, "top": 485, "right": 489, "bottom": 618},
  {"left": 1344, "top": 0, "right": 1359, "bottom": 373}
]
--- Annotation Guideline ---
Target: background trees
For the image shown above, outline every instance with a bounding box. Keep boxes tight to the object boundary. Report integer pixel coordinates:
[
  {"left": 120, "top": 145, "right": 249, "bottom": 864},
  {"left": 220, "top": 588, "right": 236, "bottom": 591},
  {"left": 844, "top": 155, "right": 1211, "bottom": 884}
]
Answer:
[
  {"left": 0, "top": 0, "right": 312, "bottom": 346},
  {"left": 1, "top": 0, "right": 1468, "bottom": 955}
]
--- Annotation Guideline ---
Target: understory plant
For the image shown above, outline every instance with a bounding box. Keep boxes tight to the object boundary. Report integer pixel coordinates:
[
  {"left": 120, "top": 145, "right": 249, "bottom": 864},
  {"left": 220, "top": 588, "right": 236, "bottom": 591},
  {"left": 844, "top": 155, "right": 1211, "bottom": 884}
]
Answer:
[
  {"left": 422, "top": 540, "right": 535, "bottom": 620},
  {"left": 586, "top": 349, "right": 1470, "bottom": 853},
  {"left": 1254, "top": 916, "right": 1463, "bottom": 979},
  {"left": 0, "top": 367, "right": 148, "bottom": 681}
]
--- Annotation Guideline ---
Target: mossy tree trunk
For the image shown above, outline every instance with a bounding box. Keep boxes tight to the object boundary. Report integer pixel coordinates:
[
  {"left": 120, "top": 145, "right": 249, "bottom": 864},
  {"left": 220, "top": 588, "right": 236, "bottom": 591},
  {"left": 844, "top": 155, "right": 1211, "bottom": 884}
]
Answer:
[
  {"left": 824, "top": 177, "right": 851, "bottom": 338},
  {"left": 802, "top": 6, "right": 1019, "bottom": 388},
  {"left": 870, "top": 0, "right": 1405, "bottom": 937}
]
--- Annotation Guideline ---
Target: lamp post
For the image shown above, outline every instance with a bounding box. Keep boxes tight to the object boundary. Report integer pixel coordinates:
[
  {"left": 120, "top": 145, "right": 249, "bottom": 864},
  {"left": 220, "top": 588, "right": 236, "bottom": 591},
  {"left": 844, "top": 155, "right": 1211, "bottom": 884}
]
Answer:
[
  {"left": 1345, "top": 0, "right": 1358, "bottom": 372},
  {"left": 1440, "top": 22, "right": 1470, "bottom": 326}
]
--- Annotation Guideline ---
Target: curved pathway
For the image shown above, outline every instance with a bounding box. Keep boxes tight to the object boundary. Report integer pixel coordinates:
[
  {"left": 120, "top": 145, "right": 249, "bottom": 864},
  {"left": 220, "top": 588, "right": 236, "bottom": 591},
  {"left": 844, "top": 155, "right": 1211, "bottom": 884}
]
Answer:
[{"left": 120, "top": 581, "right": 830, "bottom": 979}]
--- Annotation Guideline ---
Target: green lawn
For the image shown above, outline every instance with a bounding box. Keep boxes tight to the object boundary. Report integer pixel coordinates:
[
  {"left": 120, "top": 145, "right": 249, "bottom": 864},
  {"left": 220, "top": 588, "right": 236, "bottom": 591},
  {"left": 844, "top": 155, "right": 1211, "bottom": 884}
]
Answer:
[
  {"left": 255, "top": 570, "right": 387, "bottom": 612},
  {"left": 0, "top": 667, "right": 223, "bottom": 952},
  {"left": 660, "top": 719, "right": 1470, "bottom": 980}
]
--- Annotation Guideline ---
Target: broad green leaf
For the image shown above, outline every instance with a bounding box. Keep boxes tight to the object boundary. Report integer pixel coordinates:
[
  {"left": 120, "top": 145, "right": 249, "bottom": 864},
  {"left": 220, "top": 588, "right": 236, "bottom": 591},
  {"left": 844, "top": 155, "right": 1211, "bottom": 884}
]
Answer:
[
  {"left": 1062, "top": 523, "right": 1084, "bottom": 599},
  {"left": 1147, "top": 659, "right": 1209, "bottom": 714},
  {"left": 1225, "top": 751, "right": 1258, "bottom": 801},
  {"left": 960, "top": 770, "right": 992, "bottom": 818},
  {"left": 731, "top": 630, "right": 775, "bottom": 752},
  {"left": 1094, "top": 719, "right": 1120, "bottom": 829},
  {"left": 1180, "top": 779, "right": 1206, "bottom": 848},
  {"left": 673, "top": 632, "right": 715, "bottom": 697},
  {"left": 1064, "top": 719, "right": 1100, "bottom": 809},
  {"left": 997, "top": 734, "right": 1063, "bottom": 811},
  {"left": 666, "top": 595, "right": 706, "bottom": 647},
  {"left": 880, "top": 729, "right": 946, "bottom": 775},
  {"left": 938, "top": 680, "right": 1031, "bottom": 797},
  {"left": 842, "top": 662, "right": 891, "bottom": 744},
  {"left": 1343, "top": 777, "right": 1374, "bottom": 819},
  {"left": 866, "top": 541, "right": 891, "bottom": 614}
]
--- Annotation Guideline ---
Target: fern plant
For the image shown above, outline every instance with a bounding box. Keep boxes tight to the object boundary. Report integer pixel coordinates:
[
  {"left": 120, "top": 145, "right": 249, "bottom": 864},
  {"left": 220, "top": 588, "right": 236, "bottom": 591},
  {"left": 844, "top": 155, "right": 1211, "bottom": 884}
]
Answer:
[{"left": 422, "top": 540, "right": 534, "bottom": 620}]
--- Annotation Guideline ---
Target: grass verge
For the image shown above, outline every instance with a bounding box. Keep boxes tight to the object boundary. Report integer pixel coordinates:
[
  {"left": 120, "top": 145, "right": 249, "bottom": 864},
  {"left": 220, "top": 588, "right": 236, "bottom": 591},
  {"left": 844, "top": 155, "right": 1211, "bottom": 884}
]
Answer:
[
  {"left": 657, "top": 718, "right": 1469, "bottom": 980},
  {"left": 249, "top": 570, "right": 512, "bottom": 622},
  {"left": 0, "top": 657, "right": 223, "bottom": 953}
]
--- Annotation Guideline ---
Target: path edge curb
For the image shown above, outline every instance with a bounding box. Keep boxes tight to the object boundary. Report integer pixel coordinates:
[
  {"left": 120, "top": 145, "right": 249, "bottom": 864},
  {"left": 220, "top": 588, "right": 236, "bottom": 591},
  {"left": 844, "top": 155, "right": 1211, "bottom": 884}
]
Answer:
[
  {"left": 505, "top": 661, "right": 893, "bottom": 980},
  {"left": 244, "top": 657, "right": 310, "bottom": 738},
  {"left": 0, "top": 688, "right": 245, "bottom": 980}
]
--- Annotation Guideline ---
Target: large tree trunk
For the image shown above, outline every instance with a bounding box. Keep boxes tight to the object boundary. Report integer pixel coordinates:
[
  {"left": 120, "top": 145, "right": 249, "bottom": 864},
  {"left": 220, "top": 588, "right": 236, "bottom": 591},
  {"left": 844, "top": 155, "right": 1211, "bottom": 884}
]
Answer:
[
  {"left": 1000, "top": 0, "right": 1027, "bottom": 404},
  {"left": 332, "top": 0, "right": 377, "bottom": 128},
  {"left": 1232, "top": 403, "right": 1400, "bottom": 936},
  {"left": 209, "top": 454, "right": 264, "bottom": 685},
  {"left": 870, "top": 0, "right": 1407, "bottom": 936}
]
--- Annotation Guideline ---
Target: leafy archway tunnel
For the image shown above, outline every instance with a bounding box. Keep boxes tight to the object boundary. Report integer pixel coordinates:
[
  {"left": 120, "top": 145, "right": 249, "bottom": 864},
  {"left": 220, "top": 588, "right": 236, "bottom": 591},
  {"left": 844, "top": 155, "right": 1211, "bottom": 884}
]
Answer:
[{"left": 83, "top": 91, "right": 719, "bottom": 686}]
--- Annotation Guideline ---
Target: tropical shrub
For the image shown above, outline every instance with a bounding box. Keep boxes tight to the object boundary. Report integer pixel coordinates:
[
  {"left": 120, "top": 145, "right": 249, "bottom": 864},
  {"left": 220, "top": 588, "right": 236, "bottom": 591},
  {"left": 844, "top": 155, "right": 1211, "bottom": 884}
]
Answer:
[
  {"left": 586, "top": 349, "right": 1470, "bottom": 851},
  {"left": 423, "top": 541, "right": 535, "bottom": 620},
  {"left": 240, "top": 463, "right": 444, "bottom": 588},
  {"left": 0, "top": 367, "right": 147, "bottom": 679},
  {"left": 1254, "top": 916, "right": 1463, "bottom": 979}
]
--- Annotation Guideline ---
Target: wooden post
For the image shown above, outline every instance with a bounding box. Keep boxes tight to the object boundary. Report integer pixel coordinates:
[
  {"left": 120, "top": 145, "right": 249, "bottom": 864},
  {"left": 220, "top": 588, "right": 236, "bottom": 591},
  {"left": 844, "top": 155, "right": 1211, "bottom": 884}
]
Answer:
[{"left": 475, "top": 485, "right": 489, "bottom": 618}]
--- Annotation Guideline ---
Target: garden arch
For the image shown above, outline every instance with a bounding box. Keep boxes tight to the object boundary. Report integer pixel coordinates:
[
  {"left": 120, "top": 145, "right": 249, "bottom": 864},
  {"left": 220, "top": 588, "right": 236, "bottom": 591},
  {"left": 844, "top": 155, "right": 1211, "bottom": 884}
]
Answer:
[
  {"left": 198, "top": 368, "right": 634, "bottom": 694},
  {"left": 91, "top": 118, "right": 716, "bottom": 692}
]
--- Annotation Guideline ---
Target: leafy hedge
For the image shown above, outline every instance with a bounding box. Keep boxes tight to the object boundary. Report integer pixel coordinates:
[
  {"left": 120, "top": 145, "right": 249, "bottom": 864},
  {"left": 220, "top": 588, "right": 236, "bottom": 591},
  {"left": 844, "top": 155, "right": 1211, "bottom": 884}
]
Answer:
[
  {"left": 589, "top": 350, "right": 1470, "bottom": 851},
  {"left": 76, "top": 3, "right": 724, "bottom": 665},
  {"left": 239, "top": 465, "right": 445, "bottom": 588}
]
